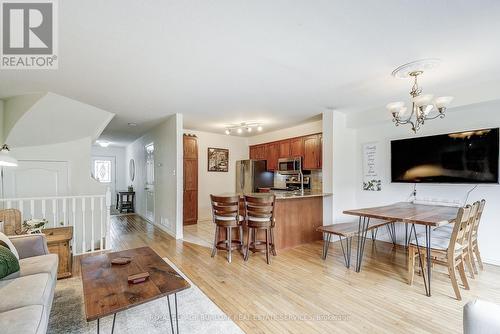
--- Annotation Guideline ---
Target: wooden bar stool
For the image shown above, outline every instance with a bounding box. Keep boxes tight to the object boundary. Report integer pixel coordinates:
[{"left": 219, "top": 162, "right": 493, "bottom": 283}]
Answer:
[
  {"left": 244, "top": 194, "right": 277, "bottom": 265},
  {"left": 210, "top": 195, "right": 244, "bottom": 263}
]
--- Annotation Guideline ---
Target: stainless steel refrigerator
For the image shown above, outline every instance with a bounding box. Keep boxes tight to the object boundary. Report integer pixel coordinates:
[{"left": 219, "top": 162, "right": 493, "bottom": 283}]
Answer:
[{"left": 235, "top": 160, "right": 274, "bottom": 193}]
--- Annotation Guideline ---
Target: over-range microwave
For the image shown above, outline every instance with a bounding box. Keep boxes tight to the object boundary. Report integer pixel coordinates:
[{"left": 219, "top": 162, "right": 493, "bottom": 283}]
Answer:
[{"left": 277, "top": 157, "right": 302, "bottom": 174}]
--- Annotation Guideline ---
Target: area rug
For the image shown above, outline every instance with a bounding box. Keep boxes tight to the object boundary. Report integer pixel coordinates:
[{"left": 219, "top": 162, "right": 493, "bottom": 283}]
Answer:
[{"left": 48, "top": 258, "right": 244, "bottom": 334}]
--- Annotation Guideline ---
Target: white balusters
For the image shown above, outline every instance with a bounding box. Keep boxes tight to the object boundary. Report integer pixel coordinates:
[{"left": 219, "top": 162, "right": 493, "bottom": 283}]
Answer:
[
  {"left": 52, "top": 199, "right": 57, "bottom": 227},
  {"left": 0, "top": 193, "right": 110, "bottom": 255},
  {"left": 30, "top": 200, "right": 35, "bottom": 219},
  {"left": 100, "top": 197, "right": 104, "bottom": 251},
  {"left": 81, "top": 197, "right": 86, "bottom": 253},
  {"left": 90, "top": 197, "right": 95, "bottom": 252},
  {"left": 72, "top": 198, "right": 77, "bottom": 252},
  {"left": 62, "top": 198, "right": 67, "bottom": 227}
]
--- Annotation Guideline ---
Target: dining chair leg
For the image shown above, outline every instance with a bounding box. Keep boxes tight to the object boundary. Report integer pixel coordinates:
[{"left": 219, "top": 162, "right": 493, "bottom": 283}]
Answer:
[
  {"left": 448, "top": 264, "right": 462, "bottom": 300},
  {"left": 244, "top": 227, "right": 251, "bottom": 261},
  {"left": 457, "top": 259, "right": 470, "bottom": 290},
  {"left": 270, "top": 227, "right": 277, "bottom": 256},
  {"left": 227, "top": 227, "right": 232, "bottom": 263},
  {"left": 465, "top": 251, "right": 475, "bottom": 279},
  {"left": 470, "top": 248, "right": 478, "bottom": 275},
  {"left": 474, "top": 244, "right": 484, "bottom": 270},
  {"left": 239, "top": 225, "right": 244, "bottom": 254},
  {"left": 408, "top": 246, "right": 415, "bottom": 285},
  {"left": 211, "top": 226, "right": 219, "bottom": 258},
  {"left": 265, "top": 228, "right": 270, "bottom": 265}
]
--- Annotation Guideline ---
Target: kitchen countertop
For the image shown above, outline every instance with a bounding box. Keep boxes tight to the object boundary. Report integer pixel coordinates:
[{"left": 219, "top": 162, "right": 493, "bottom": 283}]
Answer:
[{"left": 216, "top": 191, "right": 332, "bottom": 200}]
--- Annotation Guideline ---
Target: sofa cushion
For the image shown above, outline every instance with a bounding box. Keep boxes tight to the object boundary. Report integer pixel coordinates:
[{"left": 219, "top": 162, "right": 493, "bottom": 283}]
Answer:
[
  {"left": 0, "top": 245, "right": 20, "bottom": 279},
  {"left": 17, "top": 253, "right": 58, "bottom": 281},
  {"left": 0, "top": 232, "right": 19, "bottom": 259},
  {"left": 0, "top": 273, "right": 53, "bottom": 313},
  {"left": 0, "top": 305, "right": 46, "bottom": 334}
]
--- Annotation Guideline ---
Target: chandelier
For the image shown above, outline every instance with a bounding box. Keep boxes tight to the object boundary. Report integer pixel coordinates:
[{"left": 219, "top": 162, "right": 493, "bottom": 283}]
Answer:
[
  {"left": 224, "top": 122, "right": 263, "bottom": 135},
  {"left": 386, "top": 59, "right": 453, "bottom": 133}
]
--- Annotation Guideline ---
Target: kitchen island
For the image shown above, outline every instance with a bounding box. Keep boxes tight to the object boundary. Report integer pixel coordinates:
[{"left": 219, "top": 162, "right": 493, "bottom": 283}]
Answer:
[{"left": 216, "top": 191, "right": 332, "bottom": 250}]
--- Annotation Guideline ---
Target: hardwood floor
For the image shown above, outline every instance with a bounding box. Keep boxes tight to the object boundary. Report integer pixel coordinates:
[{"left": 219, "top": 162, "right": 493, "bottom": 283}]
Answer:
[{"left": 74, "top": 215, "right": 500, "bottom": 333}]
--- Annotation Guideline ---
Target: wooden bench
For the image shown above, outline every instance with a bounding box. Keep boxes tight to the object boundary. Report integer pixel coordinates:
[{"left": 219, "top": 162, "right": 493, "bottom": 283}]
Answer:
[{"left": 317, "top": 220, "right": 391, "bottom": 268}]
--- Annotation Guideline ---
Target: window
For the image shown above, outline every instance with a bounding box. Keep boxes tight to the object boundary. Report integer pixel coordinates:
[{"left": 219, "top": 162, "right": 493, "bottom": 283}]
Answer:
[{"left": 94, "top": 160, "right": 111, "bottom": 183}]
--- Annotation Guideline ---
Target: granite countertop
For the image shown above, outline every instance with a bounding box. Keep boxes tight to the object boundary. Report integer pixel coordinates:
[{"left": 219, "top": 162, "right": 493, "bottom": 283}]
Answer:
[{"left": 215, "top": 191, "right": 332, "bottom": 200}]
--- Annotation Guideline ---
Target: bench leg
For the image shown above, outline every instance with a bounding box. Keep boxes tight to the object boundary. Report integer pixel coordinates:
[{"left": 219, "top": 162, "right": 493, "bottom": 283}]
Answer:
[
  {"left": 355, "top": 217, "right": 370, "bottom": 272},
  {"left": 339, "top": 236, "right": 352, "bottom": 268},
  {"left": 322, "top": 233, "right": 332, "bottom": 260}
]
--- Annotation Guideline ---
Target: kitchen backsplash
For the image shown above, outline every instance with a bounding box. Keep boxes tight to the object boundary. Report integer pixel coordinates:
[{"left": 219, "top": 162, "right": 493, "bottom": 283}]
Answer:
[{"left": 273, "top": 170, "right": 323, "bottom": 191}]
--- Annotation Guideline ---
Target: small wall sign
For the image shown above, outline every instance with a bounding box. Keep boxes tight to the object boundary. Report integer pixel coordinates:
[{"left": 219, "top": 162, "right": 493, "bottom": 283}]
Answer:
[{"left": 362, "top": 142, "right": 381, "bottom": 191}]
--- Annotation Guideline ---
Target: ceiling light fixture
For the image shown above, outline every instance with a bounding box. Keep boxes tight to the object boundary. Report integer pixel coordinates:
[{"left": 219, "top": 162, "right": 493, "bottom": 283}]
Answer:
[
  {"left": 387, "top": 59, "right": 453, "bottom": 133},
  {"left": 224, "top": 122, "right": 263, "bottom": 135},
  {"left": 96, "top": 140, "right": 111, "bottom": 148},
  {"left": 127, "top": 122, "right": 137, "bottom": 127},
  {"left": 0, "top": 144, "right": 18, "bottom": 167}
]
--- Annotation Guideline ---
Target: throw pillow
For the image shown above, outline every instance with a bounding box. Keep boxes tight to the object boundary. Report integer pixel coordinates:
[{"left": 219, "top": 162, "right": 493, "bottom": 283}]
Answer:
[
  {"left": 0, "top": 232, "right": 19, "bottom": 259},
  {"left": 0, "top": 245, "right": 20, "bottom": 279}
]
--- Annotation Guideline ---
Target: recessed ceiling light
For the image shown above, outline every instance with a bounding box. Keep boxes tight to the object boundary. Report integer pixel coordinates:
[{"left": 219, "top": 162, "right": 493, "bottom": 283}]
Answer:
[
  {"left": 128, "top": 122, "right": 137, "bottom": 127},
  {"left": 97, "top": 140, "right": 110, "bottom": 147},
  {"left": 247, "top": 127, "right": 252, "bottom": 132},
  {"left": 257, "top": 126, "right": 263, "bottom": 132},
  {"left": 225, "top": 129, "right": 231, "bottom": 135}
]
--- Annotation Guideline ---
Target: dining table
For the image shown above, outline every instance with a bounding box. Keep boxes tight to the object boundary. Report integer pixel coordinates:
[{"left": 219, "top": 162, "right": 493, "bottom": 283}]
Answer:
[{"left": 343, "top": 202, "right": 459, "bottom": 297}]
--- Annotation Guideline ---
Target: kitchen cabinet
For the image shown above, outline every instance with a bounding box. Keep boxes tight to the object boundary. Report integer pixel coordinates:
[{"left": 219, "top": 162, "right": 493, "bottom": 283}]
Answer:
[
  {"left": 249, "top": 132, "right": 322, "bottom": 170},
  {"left": 266, "top": 142, "right": 279, "bottom": 171},
  {"left": 183, "top": 135, "right": 198, "bottom": 225},
  {"left": 290, "top": 137, "right": 304, "bottom": 157},
  {"left": 279, "top": 140, "right": 291, "bottom": 158},
  {"left": 303, "top": 134, "right": 322, "bottom": 170}
]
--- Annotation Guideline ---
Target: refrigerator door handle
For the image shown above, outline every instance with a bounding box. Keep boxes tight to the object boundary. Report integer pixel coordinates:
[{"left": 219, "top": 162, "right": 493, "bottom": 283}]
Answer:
[{"left": 240, "top": 163, "right": 245, "bottom": 190}]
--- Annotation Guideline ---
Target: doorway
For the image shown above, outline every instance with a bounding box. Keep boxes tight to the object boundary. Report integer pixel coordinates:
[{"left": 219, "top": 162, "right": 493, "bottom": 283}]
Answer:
[{"left": 145, "top": 143, "right": 155, "bottom": 223}]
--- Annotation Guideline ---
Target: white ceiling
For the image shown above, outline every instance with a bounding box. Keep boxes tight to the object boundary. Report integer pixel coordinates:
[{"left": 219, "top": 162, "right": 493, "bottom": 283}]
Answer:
[{"left": 1, "top": 1, "right": 500, "bottom": 145}]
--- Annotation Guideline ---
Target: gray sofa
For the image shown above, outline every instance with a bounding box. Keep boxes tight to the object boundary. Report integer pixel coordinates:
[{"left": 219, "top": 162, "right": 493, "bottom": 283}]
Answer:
[
  {"left": 0, "top": 234, "right": 58, "bottom": 334},
  {"left": 464, "top": 299, "right": 500, "bottom": 334}
]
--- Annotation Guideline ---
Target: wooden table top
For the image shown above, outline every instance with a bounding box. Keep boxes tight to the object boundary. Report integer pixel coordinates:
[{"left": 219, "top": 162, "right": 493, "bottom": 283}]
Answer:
[
  {"left": 343, "top": 202, "right": 459, "bottom": 227},
  {"left": 80, "top": 246, "right": 190, "bottom": 321}
]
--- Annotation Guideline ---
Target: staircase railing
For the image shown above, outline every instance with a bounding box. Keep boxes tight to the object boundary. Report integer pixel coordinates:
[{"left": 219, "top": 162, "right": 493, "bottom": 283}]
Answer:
[{"left": 0, "top": 188, "right": 112, "bottom": 255}]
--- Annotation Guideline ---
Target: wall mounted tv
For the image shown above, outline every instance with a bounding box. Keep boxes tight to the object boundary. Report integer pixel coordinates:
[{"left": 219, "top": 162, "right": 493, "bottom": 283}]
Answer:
[{"left": 391, "top": 128, "right": 499, "bottom": 184}]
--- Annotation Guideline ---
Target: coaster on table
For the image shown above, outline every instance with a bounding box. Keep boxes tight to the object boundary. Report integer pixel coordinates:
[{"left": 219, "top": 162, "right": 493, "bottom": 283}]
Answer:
[
  {"left": 128, "top": 272, "right": 150, "bottom": 284},
  {"left": 111, "top": 257, "right": 132, "bottom": 265}
]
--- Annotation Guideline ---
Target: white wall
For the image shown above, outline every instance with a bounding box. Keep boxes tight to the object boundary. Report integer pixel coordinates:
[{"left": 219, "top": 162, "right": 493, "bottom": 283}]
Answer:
[
  {"left": 126, "top": 114, "right": 183, "bottom": 239},
  {"left": 91, "top": 145, "right": 127, "bottom": 195},
  {"left": 9, "top": 137, "right": 106, "bottom": 196},
  {"left": 248, "top": 120, "right": 322, "bottom": 145},
  {"left": 336, "top": 99, "right": 500, "bottom": 265},
  {"left": 184, "top": 129, "right": 249, "bottom": 221}
]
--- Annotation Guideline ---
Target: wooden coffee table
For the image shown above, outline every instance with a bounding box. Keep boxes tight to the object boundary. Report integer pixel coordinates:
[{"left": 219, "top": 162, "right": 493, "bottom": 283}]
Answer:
[{"left": 80, "top": 247, "right": 190, "bottom": 333}]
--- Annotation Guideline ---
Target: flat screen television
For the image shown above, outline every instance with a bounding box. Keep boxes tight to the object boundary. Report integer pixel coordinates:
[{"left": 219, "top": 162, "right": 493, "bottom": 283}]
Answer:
[{"left": 391, "top": 128, "right": 499, "bottom": 184}]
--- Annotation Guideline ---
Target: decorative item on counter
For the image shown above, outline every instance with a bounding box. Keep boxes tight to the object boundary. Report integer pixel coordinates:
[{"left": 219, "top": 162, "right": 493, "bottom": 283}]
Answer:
[
  {"left": 208, "top": 147, "right": 229, "bottom": 172},
  {"left": 22, "top": 218, "right": 48, "bottom": 234},
  {"left": 128, "top": 185, "right": 134, "bottom": 192}
]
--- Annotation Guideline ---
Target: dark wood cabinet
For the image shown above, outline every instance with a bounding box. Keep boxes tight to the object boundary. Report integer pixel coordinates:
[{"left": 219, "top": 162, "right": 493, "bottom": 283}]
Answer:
[
  {"left": 183, "top": 135, "right": 198, "bottom": 225},
  {"left": 266, "top": 143, "right": 279, "bottom": 171},
  {"left": 249, "top": 133, "right": 322, "bottom": 171},
  {"left": 303, "top": 134, "right": 322, "bottom": 170},
  {"left": 279, "top": 140, "right": 291, "bottom": 158},
  {"left": 290, "top": 137, "right": 304, "bottom": 158}
]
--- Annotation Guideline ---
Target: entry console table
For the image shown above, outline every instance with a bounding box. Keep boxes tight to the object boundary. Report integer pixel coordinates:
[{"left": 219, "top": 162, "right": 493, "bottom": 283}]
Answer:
[
  {"left": 343, "top": 202, "right": 459, "bottom": 297},
  {"left": 116, "top": 191, "right": 135, "bottom": 213}
]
